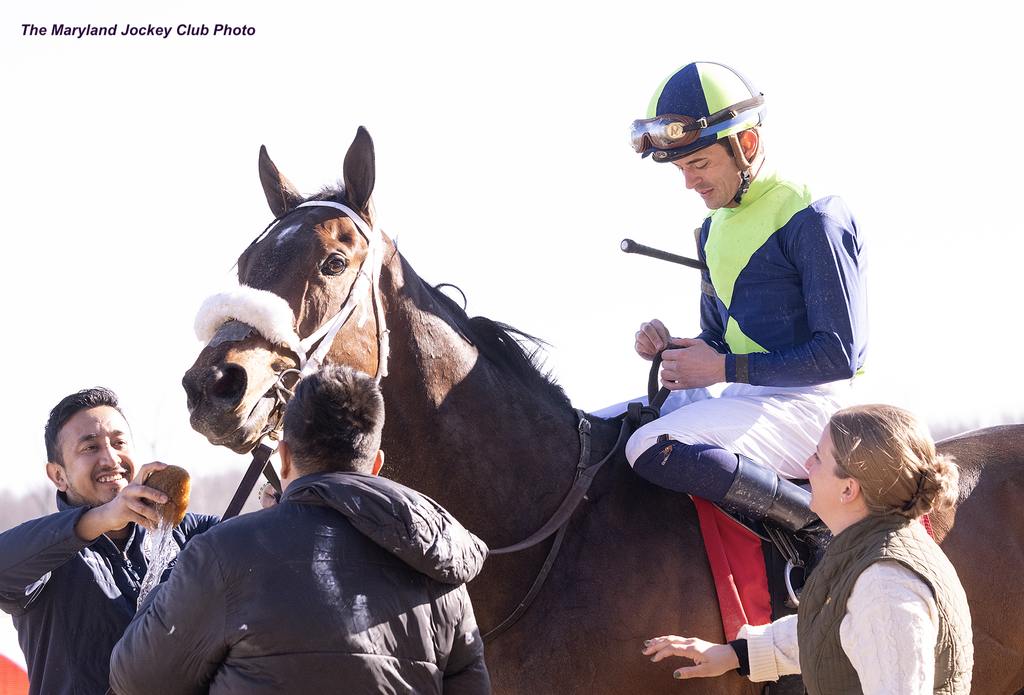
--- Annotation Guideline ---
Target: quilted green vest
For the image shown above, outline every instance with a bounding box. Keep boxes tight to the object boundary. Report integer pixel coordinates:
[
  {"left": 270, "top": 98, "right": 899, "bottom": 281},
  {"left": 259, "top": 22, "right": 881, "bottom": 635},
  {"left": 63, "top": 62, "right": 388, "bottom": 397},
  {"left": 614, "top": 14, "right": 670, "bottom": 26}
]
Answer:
[{"left": 796, "top": 514, "right": 972, "bottom": 694}]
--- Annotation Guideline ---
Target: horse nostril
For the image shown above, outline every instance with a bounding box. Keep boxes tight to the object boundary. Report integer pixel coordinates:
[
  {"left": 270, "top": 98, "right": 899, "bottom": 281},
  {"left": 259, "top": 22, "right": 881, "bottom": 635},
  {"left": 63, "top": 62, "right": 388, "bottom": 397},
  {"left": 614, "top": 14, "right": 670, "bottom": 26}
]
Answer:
[
  {"left": 183, "top": 374, "right": 202, "bottom": 413},
  {"left": 208, "top": 364, "right": 248, "bottom": 406}
]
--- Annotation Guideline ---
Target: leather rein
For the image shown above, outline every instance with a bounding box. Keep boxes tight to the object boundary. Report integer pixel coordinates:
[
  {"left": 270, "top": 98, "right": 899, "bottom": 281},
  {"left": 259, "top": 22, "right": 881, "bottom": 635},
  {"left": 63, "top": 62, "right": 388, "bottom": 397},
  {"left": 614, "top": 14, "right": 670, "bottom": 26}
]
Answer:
[
  {"left": 480, "top": 357, "right": 668, "bottom": 640},
  {"left": 481, "top": 410, "right": 626, "bottom": 640}
]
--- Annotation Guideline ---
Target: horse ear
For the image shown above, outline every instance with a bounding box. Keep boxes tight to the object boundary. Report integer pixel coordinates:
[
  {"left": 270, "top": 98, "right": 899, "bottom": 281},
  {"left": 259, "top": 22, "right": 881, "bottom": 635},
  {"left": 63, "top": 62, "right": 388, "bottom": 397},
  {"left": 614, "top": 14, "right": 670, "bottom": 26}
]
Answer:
[
  {"left": 343, "top": 126, "right": 376, "bottom": 214},
  {"left": 259, "top": 145, "right": 303, "bottom": 218}
]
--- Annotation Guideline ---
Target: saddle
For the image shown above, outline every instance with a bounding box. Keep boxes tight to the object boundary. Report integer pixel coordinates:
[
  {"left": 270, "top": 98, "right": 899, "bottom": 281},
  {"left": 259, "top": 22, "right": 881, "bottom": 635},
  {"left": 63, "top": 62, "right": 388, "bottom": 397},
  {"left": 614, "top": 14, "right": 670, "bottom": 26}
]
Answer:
[
  {"left": 713, "top": 495, "right": 829, "bottom": 612},
  {"left": 693, "top": 494, "right": 827, "bottom": 631},
  {"left": 629, "top": 397, "right": 825, "bottom": 628}
]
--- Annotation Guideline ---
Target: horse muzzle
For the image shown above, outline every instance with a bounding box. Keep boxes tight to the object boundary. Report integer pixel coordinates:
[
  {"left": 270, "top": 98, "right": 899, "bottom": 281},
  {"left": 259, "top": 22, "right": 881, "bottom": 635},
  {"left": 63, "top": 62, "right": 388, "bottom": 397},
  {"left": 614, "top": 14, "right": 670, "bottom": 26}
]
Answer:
[{"left": 183, "top": 358, "right": 282, "bottom": 454}]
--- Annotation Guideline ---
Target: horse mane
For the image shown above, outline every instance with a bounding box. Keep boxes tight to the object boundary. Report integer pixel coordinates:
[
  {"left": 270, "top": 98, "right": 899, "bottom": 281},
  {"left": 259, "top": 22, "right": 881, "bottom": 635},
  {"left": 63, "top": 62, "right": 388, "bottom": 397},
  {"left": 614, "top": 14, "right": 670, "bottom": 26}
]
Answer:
[
  {"left": 306, "top": 186, "right": 570, "bottom": 408},
  {"left": 426, "top": 283, "right": 571, "bottom": 409},
  {"left": 308, "top": 187, "right": 348, "bottom": 203}
]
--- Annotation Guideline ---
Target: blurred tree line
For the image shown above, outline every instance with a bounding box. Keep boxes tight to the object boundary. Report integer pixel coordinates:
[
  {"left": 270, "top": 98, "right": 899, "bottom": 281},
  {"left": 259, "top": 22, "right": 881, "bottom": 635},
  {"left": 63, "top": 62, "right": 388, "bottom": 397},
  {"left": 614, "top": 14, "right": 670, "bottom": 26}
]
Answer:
[{"left": 1, "top": 415, "right": 1018, "bottom": 532}]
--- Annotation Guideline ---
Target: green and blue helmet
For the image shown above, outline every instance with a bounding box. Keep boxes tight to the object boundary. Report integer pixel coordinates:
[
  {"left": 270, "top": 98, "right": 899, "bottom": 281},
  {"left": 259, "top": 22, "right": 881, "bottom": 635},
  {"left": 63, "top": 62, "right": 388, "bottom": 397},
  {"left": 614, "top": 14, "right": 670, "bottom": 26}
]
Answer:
[{"left": 631, "top": 61, "right": 766, "bottom": 163}]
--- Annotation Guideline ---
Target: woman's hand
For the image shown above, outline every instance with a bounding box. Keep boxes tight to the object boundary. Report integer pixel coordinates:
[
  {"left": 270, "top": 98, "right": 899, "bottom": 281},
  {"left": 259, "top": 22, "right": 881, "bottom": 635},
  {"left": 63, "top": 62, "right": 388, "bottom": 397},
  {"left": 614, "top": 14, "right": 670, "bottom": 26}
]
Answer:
[{"left": 642, "top": 635, "right": 739, "bottom": 680}]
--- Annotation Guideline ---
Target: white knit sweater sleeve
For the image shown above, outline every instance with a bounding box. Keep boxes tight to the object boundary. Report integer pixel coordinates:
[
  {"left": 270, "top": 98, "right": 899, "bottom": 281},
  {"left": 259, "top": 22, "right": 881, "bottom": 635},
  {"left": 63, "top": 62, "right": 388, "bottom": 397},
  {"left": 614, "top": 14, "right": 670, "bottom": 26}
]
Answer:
[
  {"left": 737, "top": 613, "right": 800, "bottom": 681},
  {"left": 736, "top": 561, "right": 937, "bottom": 686},
  {"left": 840, "top": 560, "right": 938, "bottom": 694}
]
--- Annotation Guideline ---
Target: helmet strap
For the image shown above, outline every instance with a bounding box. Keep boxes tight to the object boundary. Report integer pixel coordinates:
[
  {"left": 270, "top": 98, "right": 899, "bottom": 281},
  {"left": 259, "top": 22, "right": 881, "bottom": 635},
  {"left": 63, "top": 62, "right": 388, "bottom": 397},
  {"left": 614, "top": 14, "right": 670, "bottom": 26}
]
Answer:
[{"left": 726, "top": 133, "right": 756, "bottom": 205}]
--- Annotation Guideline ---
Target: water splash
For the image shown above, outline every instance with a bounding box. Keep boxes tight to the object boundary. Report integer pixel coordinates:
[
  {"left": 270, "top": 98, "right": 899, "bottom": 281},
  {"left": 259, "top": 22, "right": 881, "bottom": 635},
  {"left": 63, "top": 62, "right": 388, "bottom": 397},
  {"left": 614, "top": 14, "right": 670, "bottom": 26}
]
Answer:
[{"left": 138, "top": 523, "right": 179, "bottom": 609}]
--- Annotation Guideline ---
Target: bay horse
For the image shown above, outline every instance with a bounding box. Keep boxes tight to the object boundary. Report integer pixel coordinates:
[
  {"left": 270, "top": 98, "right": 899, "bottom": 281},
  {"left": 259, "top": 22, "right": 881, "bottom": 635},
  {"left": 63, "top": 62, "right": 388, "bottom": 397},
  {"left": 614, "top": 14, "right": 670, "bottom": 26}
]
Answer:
[{"left": 182, "top": 127, "right": 1024, "bottom": 694}]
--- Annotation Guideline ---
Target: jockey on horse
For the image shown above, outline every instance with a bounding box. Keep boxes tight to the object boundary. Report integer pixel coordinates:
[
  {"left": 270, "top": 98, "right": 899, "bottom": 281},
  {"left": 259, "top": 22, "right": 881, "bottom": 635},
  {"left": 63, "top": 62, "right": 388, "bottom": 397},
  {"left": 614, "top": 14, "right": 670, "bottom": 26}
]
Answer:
[{"left": 624, "top": 61, "right": 867, "bottom": 540}]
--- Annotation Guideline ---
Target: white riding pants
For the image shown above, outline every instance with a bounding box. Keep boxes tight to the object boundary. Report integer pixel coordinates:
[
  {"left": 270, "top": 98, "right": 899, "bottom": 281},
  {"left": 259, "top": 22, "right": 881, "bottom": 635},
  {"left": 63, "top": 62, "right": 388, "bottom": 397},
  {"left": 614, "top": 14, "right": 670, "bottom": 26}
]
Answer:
[{"left": 595, "top": 382, "right": 850, "bottom": 480}]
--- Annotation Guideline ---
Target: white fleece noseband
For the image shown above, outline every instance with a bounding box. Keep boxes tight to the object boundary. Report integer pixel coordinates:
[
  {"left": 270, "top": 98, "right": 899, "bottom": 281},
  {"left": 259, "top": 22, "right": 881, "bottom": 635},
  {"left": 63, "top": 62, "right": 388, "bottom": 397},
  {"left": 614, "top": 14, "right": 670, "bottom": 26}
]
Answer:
[{"left": 194, "top": 201, "right": 389, "bottom": 380}]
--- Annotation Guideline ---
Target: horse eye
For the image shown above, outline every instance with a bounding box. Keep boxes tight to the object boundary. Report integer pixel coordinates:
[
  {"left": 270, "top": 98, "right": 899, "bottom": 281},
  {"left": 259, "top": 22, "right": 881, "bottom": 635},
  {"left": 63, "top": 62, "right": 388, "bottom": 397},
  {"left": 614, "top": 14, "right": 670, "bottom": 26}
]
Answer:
[{"left": 321, "top": 254, "right": 348, "bottom": 276}]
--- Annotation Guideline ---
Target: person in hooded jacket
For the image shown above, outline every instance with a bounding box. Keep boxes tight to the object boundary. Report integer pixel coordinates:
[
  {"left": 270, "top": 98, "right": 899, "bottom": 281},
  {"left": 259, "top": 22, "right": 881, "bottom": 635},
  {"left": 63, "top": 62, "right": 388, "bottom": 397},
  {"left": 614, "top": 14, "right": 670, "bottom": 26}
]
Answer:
[
  {"left": 109, "top": 365, "right": 491, "bottom": 694},
  {"left": 0, "top": 387, "right": 218, "bottom": 695}
]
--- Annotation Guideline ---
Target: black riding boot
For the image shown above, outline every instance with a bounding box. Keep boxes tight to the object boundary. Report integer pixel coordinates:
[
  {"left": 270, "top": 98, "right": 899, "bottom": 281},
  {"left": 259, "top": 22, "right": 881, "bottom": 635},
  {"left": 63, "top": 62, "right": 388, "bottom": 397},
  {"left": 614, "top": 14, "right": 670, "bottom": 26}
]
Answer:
[
  {"left": 721, "top": 455, "right": 819, "bottom": 532},
  {"left": 723, "top": 455, "right": 831, "bottom": 572}
]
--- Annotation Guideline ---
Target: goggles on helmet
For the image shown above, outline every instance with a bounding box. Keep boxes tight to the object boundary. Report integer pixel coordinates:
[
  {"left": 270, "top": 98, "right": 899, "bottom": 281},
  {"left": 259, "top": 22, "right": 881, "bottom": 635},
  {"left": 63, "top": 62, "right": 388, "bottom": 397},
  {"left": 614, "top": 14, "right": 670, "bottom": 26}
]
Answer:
[{"left": 630, "top": 95, "right": 765, "bottom": 155}]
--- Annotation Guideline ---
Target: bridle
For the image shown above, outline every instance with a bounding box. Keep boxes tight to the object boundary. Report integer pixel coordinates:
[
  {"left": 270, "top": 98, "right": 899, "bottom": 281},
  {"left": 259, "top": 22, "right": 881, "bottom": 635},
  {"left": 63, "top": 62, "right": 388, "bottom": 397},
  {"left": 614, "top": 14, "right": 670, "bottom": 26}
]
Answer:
[
  {"left": 198, "top": 204, "right": 643, "bottom": 641},
  {"left": 253, "top": 200, "right": 391, "bottom": 436},
  {"left": 196, "top": 200, "right": 390, "bottom": 518},
  {"left": 269, "top": 200, "right": 390, "bottom": 381}
]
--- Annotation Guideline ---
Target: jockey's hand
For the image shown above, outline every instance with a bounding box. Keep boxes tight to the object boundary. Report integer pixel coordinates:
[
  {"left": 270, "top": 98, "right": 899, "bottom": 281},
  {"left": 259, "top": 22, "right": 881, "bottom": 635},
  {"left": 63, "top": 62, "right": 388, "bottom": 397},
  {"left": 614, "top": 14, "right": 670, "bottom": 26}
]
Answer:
[
  {"left": 660, "top": 338, "right": 726, "bottom": 389},
  {"left": 642, "top": 635, "right": 739, "bottom": 680},
  {"left": 635, "top": 319, "right": 672, "bottom": 360}
]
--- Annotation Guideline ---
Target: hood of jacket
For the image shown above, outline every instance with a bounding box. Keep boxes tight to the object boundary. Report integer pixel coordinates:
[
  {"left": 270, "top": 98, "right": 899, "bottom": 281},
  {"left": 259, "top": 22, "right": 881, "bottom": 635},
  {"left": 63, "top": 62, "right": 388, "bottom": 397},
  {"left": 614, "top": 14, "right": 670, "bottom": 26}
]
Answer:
[{"left": 282, "top": 471, "right": 488, "bottom": 585}]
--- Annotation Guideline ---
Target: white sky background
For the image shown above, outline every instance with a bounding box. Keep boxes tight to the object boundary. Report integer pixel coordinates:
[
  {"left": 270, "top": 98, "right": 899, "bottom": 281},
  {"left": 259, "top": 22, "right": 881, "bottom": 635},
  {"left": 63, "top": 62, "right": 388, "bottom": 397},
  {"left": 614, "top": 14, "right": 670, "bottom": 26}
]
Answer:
[{"left": 1, "top": 0, "right": 1021, "bottom": 497}]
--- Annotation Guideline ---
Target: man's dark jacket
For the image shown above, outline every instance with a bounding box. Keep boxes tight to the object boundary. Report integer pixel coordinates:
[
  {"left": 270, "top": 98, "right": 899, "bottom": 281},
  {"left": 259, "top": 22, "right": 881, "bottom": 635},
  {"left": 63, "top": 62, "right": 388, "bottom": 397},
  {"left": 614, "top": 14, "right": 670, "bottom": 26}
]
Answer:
[
  {"left": 110, "top": 471, "right": 491, "bottom": 694},
  {"left": 0, "top": 493, "right": 217, "bottom": 694}
]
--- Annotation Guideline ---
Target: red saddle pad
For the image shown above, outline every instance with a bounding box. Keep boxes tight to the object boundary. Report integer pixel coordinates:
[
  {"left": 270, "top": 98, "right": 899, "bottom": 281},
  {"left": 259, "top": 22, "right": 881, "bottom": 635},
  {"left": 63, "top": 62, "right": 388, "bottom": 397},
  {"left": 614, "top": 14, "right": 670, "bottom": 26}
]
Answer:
[{"left": 693, "top": 497, "right": 772, "bottom": 641}]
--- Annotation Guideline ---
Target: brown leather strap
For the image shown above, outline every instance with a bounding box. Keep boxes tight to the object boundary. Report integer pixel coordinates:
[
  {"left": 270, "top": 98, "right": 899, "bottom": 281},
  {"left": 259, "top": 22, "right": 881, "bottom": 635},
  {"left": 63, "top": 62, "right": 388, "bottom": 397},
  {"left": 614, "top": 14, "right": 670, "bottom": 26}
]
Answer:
[
  {"left": 705, "top": 95, "right": 764, "bottom": 128},
  {"left": 482, "top": 524, "right": 570, "bottom": 641},
  {"left": 222, "top": 443, "right": 279, "bottom": 520},
  {"left": 648, "top": 352, "right": 671, "bottom": 413},
  {"left": 483, "top": 410, "right": 633, "bottom": 642},
  {"left": 490, "top": 413, "right": 627, "bottom": 555}
]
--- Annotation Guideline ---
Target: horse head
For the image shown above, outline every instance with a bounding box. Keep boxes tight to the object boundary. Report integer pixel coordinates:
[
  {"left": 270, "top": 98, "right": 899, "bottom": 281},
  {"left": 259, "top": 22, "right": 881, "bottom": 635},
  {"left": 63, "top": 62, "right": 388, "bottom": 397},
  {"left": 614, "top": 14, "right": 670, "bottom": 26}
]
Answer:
[{"left": 182, "top": 127, "right": 388, "bottom": 453}]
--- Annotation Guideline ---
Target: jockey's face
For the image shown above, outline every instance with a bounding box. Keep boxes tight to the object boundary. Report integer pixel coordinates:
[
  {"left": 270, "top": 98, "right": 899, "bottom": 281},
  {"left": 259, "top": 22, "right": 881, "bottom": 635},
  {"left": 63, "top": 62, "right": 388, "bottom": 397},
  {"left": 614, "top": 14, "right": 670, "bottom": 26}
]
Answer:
[
  {"left": 670, "top": 130, "right": 758, "bottom": 210},
  {"left": 671, "top": 143, "right": 740, "bottom": 210},
  {"left": 46, "top": 406, "right": 136, "bottom": 508}
]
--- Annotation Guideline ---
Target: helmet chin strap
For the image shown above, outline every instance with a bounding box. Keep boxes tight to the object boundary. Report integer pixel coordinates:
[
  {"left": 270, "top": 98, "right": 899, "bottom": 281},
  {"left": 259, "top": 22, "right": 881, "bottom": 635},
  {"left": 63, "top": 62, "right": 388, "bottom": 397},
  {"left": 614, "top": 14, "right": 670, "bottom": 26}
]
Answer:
[{"left": 726, "top": 133, "right": 757, "bottom": 205}]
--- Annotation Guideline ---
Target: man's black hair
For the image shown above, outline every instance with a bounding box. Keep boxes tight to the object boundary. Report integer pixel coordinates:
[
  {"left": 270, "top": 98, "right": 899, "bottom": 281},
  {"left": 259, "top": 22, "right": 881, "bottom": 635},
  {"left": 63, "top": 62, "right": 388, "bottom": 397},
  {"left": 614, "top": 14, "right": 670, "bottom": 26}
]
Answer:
[
  {"left": 44, "top": 387, "right": 125, "bottom": 465},
  {"left": 282, "top": 366, "right": 385, "bottom": 475}
]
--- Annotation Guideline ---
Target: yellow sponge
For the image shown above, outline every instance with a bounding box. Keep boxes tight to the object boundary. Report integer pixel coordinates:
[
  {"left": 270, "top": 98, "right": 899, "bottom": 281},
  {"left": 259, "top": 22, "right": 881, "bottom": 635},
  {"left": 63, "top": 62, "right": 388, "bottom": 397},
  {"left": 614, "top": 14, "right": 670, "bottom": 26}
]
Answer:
[{"left": 145, "top": 465, "right": 191, "bottom": 526}]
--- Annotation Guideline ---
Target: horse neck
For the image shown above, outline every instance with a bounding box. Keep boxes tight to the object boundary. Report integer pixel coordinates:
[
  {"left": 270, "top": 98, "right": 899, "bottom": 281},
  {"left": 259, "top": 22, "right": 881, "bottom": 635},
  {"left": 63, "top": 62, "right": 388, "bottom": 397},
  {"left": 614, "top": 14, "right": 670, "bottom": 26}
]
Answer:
[{"left": 372, "top": 243, "right": 593, "bottom": 545}]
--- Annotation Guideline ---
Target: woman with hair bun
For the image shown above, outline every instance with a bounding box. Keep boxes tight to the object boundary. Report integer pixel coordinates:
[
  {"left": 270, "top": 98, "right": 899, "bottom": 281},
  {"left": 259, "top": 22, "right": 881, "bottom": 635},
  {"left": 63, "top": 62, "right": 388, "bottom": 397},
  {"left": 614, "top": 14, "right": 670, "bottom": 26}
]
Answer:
[{"left": 642, "top": 404, "right": 973, "bottom": 694}]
